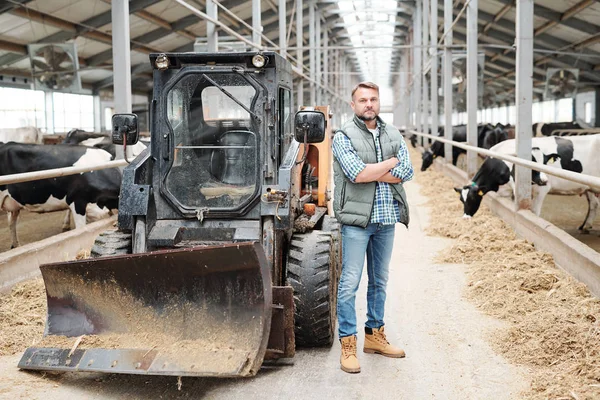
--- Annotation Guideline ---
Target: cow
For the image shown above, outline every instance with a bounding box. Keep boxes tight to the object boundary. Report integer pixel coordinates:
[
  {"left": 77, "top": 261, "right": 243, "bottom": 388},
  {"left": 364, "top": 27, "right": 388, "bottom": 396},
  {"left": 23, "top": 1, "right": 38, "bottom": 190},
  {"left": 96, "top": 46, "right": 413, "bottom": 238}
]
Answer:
[
  {"left": 0, "top": 142, "right": 122, "bottom": 248},
  {"left": 62, "top": 129, "right": 115, "bottom": 157},
  {"left": 454, "top": 135, "right": 600, "bottom": 233},
  {"left": 62, "top": 128, "right": 106, "bottom": 144},
  {"left": 479, "top": 123, "right": 509, "bottom": 151},
  {"left": 421, "top": 124, "right": 508, "bottom": 171},
  {"left": 532, "top": 121, "right": 582, "bottom": 137},
  {"left": 62, "top": 128, "right": 148, "bottom": 160}
]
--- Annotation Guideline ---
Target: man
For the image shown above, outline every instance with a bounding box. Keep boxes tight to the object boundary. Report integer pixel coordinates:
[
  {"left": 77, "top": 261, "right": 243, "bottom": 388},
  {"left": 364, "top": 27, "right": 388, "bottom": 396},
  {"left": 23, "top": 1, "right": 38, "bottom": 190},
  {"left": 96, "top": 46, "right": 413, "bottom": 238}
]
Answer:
[{"left": 332, "top": 82, "right": 414, "bottom": 374}]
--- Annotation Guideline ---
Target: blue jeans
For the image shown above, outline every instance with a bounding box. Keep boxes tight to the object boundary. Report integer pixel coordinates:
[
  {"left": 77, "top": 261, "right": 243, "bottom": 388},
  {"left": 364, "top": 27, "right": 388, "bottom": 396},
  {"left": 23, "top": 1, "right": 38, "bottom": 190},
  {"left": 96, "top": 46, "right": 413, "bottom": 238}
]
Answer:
[{"left": 337, "top": 223, "right": 395, "bottom": 338}]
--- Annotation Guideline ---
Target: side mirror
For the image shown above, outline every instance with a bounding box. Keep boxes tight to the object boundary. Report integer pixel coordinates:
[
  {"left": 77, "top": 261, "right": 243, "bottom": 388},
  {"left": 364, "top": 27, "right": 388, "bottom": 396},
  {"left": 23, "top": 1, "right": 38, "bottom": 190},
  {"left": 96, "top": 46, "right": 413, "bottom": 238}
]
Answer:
[
  {"left": 294, "top": 110, "right": 326, "bottom": 143},
  {"left": 112, "top": 113, "right": 139, "bottom": 145}
]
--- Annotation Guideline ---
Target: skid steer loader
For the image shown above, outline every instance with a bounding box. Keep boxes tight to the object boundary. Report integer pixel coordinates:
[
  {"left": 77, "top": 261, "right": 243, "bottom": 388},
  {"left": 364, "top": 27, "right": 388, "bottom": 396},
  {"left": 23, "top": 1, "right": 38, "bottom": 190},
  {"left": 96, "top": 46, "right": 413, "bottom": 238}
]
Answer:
[{"left": 18, "top": 52, "right": 341, "bottom": 378}]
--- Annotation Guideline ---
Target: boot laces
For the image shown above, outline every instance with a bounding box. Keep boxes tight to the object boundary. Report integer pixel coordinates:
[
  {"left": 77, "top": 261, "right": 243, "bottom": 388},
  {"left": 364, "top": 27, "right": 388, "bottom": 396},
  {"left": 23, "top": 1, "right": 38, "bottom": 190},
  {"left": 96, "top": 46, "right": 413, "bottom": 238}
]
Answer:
[
  {"left": 375, "top": 329, "right": 390, "bottom": 345},
  {"left": 341, "top": 339, "right": 357, "bottom": 358}
]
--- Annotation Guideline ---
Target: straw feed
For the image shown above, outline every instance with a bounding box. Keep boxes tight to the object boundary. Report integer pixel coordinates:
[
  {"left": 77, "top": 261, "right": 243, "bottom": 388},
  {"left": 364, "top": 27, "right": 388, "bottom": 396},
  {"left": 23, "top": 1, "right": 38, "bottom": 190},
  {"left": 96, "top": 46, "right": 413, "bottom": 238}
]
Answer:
[{"left": 411, "top": 147, "right": 600, "bottom": 399}]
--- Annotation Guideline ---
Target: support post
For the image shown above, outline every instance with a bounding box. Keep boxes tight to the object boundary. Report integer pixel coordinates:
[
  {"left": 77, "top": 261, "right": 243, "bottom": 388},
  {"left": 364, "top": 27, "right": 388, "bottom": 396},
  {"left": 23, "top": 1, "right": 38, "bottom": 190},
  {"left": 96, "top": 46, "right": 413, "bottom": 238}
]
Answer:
[
  {"left": 207, "top": 0, "right": 218, "bottom": 51},
  {"left": 422, "top": 0, "right": 429, "bottom": 143},
  {"left": 309, "top": 1, "right": 316, "bottom": 105},
  {"left": 323, "top": 24, "right": 328, "bottom": 106},
  {"left": 443, "top": 0, "right": 453, "bottom": 162},
  {"left": 430, "top": 0, "right": 438, "bottom": 142},
  {"left": 466, "top": 0, "right": 478, "bottom": 177},
  {"left": 252, "top": 0, "right": 261, "bottom": 46},
  {"left": 414, "top": 3, "right": 422, "bottom": 134},
  {"left": 296, "top": 0, "right": 303, "bottom": 108},
  {"left": 111, "top": 0, "right": 132, "bottom": 162},
  {"left": 278, "top": 0, "right": 286, "bottom": 56},
  {"left": 515, "top": 0, "right": 534, "bottom": 210},
  {"left": 316, "top": 13, "right": 321, "bottom": 105}
]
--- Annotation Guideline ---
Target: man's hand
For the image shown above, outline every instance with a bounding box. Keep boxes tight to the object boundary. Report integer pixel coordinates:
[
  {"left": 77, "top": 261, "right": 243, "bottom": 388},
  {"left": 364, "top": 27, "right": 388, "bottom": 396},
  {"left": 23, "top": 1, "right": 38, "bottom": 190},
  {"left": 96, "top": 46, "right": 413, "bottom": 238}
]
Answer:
[{"left": 378, "top": 172, "right": 402, "bottom": 184}]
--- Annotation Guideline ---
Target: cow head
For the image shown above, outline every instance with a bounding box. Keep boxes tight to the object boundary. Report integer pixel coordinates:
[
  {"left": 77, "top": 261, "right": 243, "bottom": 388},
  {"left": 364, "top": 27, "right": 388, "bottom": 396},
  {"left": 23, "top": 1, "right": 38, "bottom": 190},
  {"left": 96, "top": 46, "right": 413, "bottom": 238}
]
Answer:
[
  {"left": 530, "top": 148, "right": 553, "bottom": 186},
  {"left": 454, "top": 157, "right": 512, "bottom": 218},
  {"left": 454, "top": 183, "right": 486, "bottom": 218},
  {"left": 421, "top": 149, "right": 435, "bottom": 171},
  {"left": 410, "top": 134, "right": 418, "bottom": 148}
]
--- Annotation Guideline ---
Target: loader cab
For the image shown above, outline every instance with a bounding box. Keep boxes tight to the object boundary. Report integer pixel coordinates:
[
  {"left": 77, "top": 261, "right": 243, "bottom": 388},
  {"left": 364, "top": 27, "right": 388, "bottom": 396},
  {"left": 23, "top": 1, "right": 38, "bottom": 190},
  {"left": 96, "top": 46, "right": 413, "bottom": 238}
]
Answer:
[{"left": 162, "top": 71, "right": 261, "bottom": 214}]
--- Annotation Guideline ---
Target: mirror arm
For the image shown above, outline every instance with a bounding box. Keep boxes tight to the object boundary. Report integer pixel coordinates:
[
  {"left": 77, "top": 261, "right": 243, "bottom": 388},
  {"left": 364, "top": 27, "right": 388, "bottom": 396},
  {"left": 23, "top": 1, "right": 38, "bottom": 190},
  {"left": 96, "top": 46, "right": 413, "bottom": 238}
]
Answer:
[
  {"left": 295, "top": 126, "right": 309, "bottom": 165},
  {"left": 120, "top": 125, "right": 131, "bottom": 164}
]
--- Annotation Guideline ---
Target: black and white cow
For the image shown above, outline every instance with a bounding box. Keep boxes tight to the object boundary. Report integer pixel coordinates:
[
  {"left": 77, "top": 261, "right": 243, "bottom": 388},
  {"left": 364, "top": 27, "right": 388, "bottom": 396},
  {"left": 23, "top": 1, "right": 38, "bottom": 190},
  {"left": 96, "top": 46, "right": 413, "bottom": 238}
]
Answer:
[
  {"left": 62, "top": 129, "right": 116, "bottom": 158},
  {"left": 455, "top": 135, "right": 600, "bottom": 232},
  {"left": 532, "top": 121, "right": 582, "bottom": 137},
  {"left": 62, "top": 128, "right": 148, "bottom": 160},
  {"left": 0, "top": 142, "right": 122, "bottom": 248},
  {"left": 421, "top": 124, "right": 509, "bottom": 171}
]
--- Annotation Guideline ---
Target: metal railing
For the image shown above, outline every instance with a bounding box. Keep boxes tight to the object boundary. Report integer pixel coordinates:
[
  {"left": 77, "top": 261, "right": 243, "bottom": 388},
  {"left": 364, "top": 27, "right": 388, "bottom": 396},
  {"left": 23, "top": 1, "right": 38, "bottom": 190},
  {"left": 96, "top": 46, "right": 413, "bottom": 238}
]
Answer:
[
  {"left": 0, "top": 160, "right": 128, "bottom": 186},
  {"left": 408, "top": 130, "right": 600, "bottom": 191}
]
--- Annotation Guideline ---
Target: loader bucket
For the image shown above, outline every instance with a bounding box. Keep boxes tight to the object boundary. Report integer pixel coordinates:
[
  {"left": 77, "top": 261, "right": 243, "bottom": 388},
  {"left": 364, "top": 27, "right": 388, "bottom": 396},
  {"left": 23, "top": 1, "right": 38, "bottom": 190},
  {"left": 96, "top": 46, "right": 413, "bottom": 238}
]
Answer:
[{"left": 18, "top": 242, "right": 272, "bottom": 377}]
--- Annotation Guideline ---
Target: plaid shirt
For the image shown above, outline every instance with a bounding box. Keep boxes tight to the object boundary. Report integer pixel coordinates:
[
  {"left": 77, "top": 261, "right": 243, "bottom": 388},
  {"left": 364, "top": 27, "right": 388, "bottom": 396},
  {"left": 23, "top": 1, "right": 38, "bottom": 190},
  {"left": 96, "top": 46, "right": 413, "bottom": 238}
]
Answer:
[{"left": 332, "top": 122, "right": 414, "bottom": 225}]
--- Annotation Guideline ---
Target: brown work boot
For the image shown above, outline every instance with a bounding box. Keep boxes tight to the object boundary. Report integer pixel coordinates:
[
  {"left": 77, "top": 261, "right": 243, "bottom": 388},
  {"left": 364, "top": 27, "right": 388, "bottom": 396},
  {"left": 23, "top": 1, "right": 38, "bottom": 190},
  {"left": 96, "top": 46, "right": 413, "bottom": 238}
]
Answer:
[
  {"left": 363, "top": 326, "right": 406, "bottom": 358},
  {"left": 340, "top": 335, "right": 361, "bottom": 373}
]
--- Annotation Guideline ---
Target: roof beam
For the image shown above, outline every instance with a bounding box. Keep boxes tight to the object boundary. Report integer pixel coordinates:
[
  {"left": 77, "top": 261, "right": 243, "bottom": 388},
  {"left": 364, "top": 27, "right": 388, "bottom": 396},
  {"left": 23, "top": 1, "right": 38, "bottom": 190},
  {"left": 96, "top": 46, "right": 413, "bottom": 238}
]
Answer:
[
  {"left": 92, "top": 42, "right": 193, "bottom": 92},
  {"left": 488, "top": 0, "right": 597, "bottom": 64},
  {"left": 100, "top": 0, "right": 197, "bottom": 41},
  {"left": 492, "top": 0, "right": 600, "bottom": 36},
  {"left": 0, "top": 0, "right": 32, "bottom": 15},
  {"left": 439, "top": 8, "right": 600, "bottom": 84},
  {"left": 0, "top": 39, "right": 27, "bottom": 55},
  {"left": 0, "top": 0, "right": 162, "bottom": 67},
  {"left": 534, "top": 0, "right": 596, "bottom": 36},
  {"left": 479, "top": 1, "right": 513, "bottom": 38}
]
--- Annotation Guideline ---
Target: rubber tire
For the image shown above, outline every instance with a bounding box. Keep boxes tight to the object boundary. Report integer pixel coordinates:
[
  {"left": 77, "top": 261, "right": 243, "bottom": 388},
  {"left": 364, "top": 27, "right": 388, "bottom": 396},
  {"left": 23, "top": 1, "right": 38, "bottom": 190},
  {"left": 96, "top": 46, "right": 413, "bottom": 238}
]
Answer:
[
  {"left": 90, "top": 229, "right": 132, "bottom": 258},
  {"left": 287, "top": 230, "right": 336, "bottom": 347},
  {"left": 321, "top": 215, "right": 342, "bottom": 279}
]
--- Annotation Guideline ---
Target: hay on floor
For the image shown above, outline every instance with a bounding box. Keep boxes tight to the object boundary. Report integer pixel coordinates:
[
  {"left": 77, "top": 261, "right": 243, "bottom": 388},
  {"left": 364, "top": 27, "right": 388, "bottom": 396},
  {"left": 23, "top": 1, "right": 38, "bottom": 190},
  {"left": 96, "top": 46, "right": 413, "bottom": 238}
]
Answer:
[{"left": 409, "top": 146, "right": 600, "bottom": 400}]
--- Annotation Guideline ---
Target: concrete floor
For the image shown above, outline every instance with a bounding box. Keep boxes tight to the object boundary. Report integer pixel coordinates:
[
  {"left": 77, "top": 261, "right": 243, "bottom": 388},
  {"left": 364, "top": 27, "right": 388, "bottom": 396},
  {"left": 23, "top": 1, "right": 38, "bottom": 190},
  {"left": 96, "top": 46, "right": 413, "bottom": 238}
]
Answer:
[{"left": 0, "top": 180, "right": 529, "bottom": 400}]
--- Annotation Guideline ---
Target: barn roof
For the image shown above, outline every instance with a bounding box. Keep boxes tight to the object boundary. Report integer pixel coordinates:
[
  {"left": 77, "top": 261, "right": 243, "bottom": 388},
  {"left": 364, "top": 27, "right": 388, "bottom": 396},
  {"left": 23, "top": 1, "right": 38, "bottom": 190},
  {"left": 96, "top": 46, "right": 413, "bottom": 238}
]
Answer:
[{"left": 0, "top": 0, "right": 598, "bottom": 104}]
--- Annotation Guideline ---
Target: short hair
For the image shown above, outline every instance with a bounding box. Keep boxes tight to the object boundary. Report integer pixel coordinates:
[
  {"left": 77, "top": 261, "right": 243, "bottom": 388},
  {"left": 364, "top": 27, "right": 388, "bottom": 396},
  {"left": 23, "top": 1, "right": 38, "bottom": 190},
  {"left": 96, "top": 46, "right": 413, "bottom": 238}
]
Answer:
[{"left": 351, "top": 82, "right": 379, "bottom": 99}]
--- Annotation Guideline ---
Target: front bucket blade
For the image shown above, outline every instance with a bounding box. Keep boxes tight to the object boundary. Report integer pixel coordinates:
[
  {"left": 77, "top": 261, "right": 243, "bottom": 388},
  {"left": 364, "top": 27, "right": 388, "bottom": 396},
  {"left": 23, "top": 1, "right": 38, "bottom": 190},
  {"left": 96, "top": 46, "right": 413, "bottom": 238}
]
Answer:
[{"left": 18, "top": 242, "right": 272, "bottom": 377}]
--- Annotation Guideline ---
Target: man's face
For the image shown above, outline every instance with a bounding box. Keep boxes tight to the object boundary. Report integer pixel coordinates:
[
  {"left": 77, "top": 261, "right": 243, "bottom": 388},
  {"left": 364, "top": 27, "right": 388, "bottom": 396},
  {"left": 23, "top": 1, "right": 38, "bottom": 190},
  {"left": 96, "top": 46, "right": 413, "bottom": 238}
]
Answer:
[{"left": 351, "top": 87, "right": 380, "bottom": 121}]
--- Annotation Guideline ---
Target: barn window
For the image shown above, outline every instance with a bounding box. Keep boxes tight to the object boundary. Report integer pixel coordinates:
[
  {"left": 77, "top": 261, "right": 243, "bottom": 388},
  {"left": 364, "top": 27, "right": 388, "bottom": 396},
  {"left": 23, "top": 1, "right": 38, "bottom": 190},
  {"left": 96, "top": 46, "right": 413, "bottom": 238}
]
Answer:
[
  {"left": 0, "top": 87, "right": 46, "bottom": 131},
  {"left": 584, "top": 102, "right": 592, "bottom": 124},
  {"left": 556, "top": 98, "right": 573, "bottom": 122},
  {"left": 53, "top": 92, "right": 94, "bottom": 133},
  {"left": 542, "top": 100, "right": 555, "bottom": 123}
]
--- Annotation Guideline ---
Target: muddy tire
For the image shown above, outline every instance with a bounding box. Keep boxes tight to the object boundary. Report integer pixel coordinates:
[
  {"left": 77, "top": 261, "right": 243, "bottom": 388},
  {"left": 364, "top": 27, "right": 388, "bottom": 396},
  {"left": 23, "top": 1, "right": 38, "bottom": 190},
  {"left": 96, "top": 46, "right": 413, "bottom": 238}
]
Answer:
[
  {"left": 90, "top": 230, "right": 132, "bottom": 258},
  {"left": 287, "top": 230, "right": 337, "bottom": 347}
]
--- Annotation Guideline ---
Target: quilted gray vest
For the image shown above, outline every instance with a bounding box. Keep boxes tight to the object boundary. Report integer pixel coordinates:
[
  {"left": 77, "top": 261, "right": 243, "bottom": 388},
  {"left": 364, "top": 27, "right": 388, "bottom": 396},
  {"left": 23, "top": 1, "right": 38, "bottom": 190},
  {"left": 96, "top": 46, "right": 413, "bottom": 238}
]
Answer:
[{"left": 333, "top": 115, "right": 410, "bottom": 228}]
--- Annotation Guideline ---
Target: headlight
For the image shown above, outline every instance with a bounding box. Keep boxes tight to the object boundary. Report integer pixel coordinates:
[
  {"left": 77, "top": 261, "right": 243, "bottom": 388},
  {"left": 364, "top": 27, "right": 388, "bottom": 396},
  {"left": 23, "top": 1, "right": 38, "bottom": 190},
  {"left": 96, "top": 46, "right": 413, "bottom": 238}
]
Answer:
[
  {"left": 155, "top": 54, "right": 170, "bottom": 70},
  {"left": 252, "top": 54, "right": 266, "bottom": 68}
]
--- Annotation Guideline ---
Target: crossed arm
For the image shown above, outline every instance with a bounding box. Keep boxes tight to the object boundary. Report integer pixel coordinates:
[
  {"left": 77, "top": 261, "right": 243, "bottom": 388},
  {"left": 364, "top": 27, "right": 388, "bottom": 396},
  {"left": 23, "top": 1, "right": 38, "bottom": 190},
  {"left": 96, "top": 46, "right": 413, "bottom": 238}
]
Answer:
[
  {"left": 354, "top": 157, "right": 401, "bottom": 183},
  {"left": 332, "top": 132, "right": 414, "bottom": 184}
]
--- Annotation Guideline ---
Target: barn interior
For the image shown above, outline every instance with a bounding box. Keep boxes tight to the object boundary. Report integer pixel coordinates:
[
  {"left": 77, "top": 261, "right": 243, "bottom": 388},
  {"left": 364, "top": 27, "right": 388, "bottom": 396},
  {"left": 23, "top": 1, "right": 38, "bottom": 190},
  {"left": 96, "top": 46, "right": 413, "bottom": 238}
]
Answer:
[
  {"left": 2, "top": 1, "right": 600, "bottom": 399},
  {"left": 0, "top": 0, "right": 598, "bottom": 136}
]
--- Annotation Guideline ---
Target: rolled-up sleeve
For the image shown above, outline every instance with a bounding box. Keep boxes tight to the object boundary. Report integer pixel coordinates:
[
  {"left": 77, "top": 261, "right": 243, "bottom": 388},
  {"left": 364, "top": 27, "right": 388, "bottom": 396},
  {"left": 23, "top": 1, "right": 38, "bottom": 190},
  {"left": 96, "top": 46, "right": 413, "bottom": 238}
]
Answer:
[
  {"left": 390, "top": 137, "right": 414, "bottom": 182},
  {"left": 332, "top": 131, "right": 365, "bottom": 183}
]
